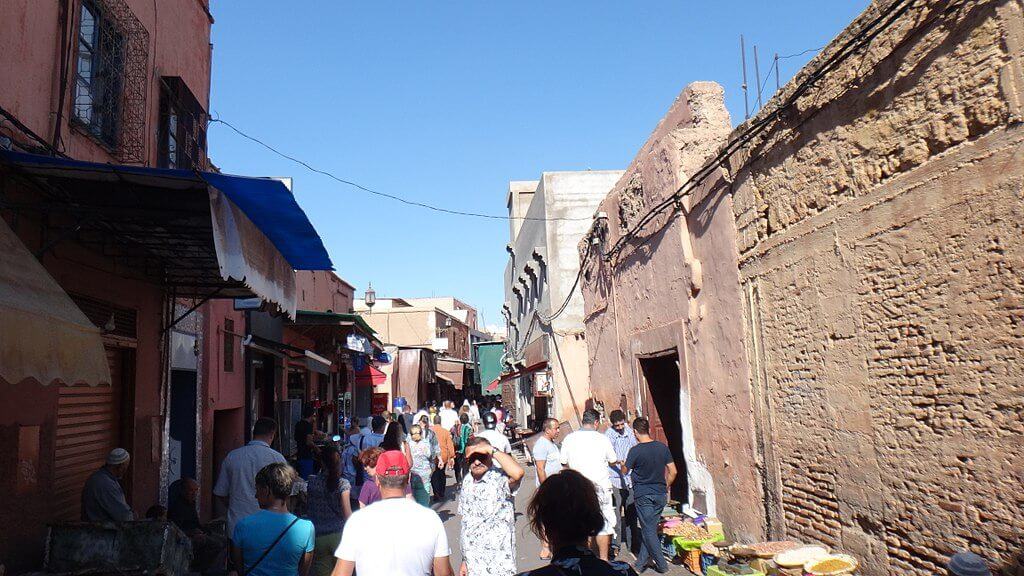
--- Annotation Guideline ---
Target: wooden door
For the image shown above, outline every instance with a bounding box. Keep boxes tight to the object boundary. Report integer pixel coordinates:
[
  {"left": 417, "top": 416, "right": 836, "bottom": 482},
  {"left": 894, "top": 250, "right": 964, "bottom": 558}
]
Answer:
[{"left": 638, "top": 353, "right": 688, "bottom": 502}]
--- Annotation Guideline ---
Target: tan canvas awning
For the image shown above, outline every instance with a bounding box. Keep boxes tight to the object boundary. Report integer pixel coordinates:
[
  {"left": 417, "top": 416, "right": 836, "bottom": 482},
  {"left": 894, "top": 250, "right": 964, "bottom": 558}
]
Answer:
[
  {"left": 436, "top": 358, "right": 466, "bottom": 390},
  {"left": 0, "top": 217, "right": 110, "bottom": 386}
]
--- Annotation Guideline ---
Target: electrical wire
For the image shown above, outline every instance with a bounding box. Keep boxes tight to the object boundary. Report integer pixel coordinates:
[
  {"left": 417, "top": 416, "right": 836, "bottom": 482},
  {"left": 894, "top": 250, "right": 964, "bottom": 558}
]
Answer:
[
  {"left": 209, "top": 118, "right": 593, "bottom": 223},
  {"left": 508, "top": 239, "right": 593, "bottom": 361},
  {"left": 602, "top": 0, "right": 928, "bottom": 262}
]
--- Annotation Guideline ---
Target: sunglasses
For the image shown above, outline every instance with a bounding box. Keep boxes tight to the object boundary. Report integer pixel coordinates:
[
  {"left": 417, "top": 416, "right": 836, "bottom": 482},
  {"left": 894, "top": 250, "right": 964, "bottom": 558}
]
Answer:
[{"left": 466, "top": 452, "right": 492, "bottom": 466}]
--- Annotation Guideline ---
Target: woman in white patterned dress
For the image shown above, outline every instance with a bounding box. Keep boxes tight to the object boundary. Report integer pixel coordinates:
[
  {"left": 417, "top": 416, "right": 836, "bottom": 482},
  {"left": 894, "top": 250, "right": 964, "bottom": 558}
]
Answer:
[{"left": 458, "top": 436, "right": 525, "bottom": 576}]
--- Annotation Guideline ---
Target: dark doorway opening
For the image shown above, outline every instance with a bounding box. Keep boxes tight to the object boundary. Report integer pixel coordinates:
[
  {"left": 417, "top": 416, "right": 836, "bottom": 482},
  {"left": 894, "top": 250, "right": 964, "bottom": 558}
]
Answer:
[
  {"left": 639, "top": 353, "right": 688, "bottom": 503},
  {"left": 169, "top": 369, "right": 198, "bottom": 482}
]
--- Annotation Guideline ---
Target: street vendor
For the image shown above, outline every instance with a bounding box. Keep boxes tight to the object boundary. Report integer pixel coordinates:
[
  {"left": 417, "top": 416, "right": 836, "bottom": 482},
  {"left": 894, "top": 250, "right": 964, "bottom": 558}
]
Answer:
[{"left": 81, "top": 448, "right": 134, "bottom": 522}]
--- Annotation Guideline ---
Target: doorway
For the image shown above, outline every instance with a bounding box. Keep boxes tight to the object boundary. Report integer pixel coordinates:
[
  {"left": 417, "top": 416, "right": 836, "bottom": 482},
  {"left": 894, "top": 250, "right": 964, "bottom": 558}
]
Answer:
[
  {"left": 169, "top": 369, "right": 198, "bottom": 483},
  {"left": 638, "top": 353, "right": 688, "bottom": 502}
]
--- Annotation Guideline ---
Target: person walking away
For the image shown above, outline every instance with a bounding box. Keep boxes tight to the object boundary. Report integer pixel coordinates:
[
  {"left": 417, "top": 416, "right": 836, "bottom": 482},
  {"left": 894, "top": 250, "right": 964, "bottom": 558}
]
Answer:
[
  {"left": 623, "top": 417, "right": 676, "bottom": 575},
  {"left": 516, "top": 470, "right": 637, "bottom": 576},
  {"left": 476, "top": 412, "right": 512, "bottom": 456},
  {"left": 469, "top": 400, "right": 482, "bottom": 428},
  {"left": 531, "top": 418, "right": 563, "bottom": 559},
  {"left": 559, "top": 409, "right": 619, "bottom": 561},
  {"left": 431, "top": 414, "right": 456, "bottom": 501},
  {"left": 440, "top": 400, "right": 460, "bottom": 431},
  {"left": 214, "top": 418, "right": 288, "bottom": 542},
  {"left": 362, "top": 416, "right": 387, "bottom": 449},
  {"left": 230, "top": 463, "right": 314, "bottom": 576},
  {"left": 305, "top": 445, "right": 352, "bottom": 576},
  {"left": 295, "top": 407, "right": 319, "bottom": 480},
  {"left": 169, "top": 477, "right": 227, "bottom": 572},
  {"left": 340, "top": 424, "right": 363, "bottom": 510},
  {"left": 81, "top": 448, "right": 133, "bottom": 522},
  {"left": 408, "top": 424, "right": 437, "bottom": 506},
  {"left": 453, "top": 413, "right": 474, "bottom": 486},
  {"left": 332, "top": 451, "right": 453, "bottom": 576},
  {"left": 458, "top": 437, "right": 525, "bottom": 576},
  {"left": 605, "top": 410, "right": 638, "bottom": 557}
]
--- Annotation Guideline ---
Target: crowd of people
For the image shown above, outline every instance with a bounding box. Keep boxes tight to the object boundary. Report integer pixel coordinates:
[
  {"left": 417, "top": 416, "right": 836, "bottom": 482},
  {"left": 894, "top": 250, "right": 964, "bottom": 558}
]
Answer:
[{"left": 77, "top": 399, "right": 997, "bottom": 576}]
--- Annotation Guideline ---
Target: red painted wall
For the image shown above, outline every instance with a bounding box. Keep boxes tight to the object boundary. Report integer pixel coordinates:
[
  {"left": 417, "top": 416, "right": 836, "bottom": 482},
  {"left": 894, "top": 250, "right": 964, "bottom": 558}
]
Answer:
[
  {"left": 199, "top": 299, "right": 245, "bottom": 518},
  {"left": 0, "top": 0, "right": 212, "bottom": 164}
]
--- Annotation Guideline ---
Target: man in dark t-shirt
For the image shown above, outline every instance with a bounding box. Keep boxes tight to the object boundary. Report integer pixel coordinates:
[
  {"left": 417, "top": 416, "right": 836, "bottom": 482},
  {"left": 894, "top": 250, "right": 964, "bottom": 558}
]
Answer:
[
  {"left": 623, "top": 418, "right": 677, "bottom": 574},
  {"left": 294, "top": 407, "right": 318, "bottom": 480}
]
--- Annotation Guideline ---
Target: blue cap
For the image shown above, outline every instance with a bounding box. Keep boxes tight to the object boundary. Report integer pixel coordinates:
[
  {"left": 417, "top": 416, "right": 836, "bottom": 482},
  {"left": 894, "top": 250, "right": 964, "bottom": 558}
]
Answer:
[{"left": 948, "top": 552, "right": 990, "bottom": 576}]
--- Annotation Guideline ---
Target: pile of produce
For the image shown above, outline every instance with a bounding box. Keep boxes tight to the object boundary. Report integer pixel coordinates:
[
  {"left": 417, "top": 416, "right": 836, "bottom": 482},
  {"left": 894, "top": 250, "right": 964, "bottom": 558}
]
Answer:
[
  {"left": 805, "top": 554, "right": 858, "bottom": 575},
  {"left": 661, "top": 521, "right": 712, "bottom": 539}
]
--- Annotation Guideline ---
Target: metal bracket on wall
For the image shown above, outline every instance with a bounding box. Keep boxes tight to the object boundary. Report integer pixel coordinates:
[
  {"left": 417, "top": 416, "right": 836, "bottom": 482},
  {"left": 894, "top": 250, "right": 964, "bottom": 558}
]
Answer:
[{"left": 162, "top": 286, "right": 224, "bottom": 334}]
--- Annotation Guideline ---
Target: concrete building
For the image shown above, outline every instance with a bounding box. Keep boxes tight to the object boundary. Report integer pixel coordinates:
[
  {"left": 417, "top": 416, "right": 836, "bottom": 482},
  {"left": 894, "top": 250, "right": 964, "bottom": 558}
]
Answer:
[
  {"left": 580, "top": 1, "right": 1023, "bottom": 574},
  {"left": 355, "top": 297, "right": 478, "bottom": 408},
  {"left": 355, "top": 297, "right": 471, "bottom": 360},
  {"left": 503, "top": 171, "right": 622, "bottom": 428}
]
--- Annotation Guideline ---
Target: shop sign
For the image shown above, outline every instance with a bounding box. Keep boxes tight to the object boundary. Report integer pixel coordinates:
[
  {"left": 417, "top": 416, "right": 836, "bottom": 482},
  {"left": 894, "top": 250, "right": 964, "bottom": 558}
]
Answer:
[
  {"left": 371, "top": 392, "right": 390, "bottom": 415},
  {"left": 535, "top": 371, "right": 553, "bottom": 397},
  {"left": 346, "top": 333, "right": 373, "bottom": 355}
]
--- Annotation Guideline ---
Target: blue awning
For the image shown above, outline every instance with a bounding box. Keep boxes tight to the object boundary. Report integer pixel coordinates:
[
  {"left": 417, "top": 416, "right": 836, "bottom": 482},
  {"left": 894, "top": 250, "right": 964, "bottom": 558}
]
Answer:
[{"left": 0, "top": 150, "right": 332, "bottom": 271}]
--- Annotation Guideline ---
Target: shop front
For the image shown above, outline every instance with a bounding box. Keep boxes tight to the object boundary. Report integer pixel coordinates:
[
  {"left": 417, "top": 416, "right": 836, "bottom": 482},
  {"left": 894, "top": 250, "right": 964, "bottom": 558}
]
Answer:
[{"left": 0, "top": 150, "right": 332, "bottom": 571}]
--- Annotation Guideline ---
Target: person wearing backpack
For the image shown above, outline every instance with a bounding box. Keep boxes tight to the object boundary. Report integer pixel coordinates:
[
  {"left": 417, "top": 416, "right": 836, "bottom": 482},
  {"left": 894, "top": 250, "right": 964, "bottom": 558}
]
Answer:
[{"left": 453, "top": 412, "right": 473, "bottom": 487}]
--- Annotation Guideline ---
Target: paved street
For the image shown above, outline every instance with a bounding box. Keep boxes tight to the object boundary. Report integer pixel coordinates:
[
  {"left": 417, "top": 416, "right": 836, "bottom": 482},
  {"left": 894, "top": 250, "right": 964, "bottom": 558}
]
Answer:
[{"left": 434, "top": 453, "right": 696, "bottom": 576}]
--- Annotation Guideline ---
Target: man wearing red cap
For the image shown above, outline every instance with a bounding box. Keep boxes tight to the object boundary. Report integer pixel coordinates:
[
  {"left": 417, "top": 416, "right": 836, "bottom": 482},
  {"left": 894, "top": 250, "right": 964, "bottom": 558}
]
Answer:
[{"left": 331, "top": 450, "right": 452, "bottom": 576}]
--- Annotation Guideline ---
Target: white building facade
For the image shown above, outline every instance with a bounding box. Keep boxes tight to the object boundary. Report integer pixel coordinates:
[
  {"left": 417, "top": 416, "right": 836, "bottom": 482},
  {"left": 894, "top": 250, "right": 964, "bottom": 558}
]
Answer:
[{"left": 503, "top": 170, "right": 623, "bottom": 427}]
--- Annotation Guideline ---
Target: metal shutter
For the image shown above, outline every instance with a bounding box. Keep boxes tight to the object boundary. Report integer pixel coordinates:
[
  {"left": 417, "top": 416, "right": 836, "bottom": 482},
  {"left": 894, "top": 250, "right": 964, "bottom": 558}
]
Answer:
[{"left": 52, "top": 346, "right": 123, "bottom": 521}]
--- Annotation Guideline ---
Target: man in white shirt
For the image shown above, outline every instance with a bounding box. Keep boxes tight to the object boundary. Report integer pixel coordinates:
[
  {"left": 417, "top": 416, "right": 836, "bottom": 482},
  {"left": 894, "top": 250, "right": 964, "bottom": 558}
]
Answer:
[
  {"left": 560, "top": 409, "right": 620, "bottom": 561},
  {"left": 213, "top": 418, "right": 287, "bottom": 540},
  {"left": 439, "top": 400, "right": 459, "bottom": 431},
  {"left": 476, "top": 412, "right": 512, "bottom": 455},
  {"left": 332, "top": 451, "right": 452, "bottom": 576}
]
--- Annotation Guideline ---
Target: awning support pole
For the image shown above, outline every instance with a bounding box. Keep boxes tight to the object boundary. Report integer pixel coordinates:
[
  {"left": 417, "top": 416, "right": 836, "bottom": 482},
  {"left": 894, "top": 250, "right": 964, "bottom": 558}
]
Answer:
[{"left": 162, "top": 286, "right": 224, "bottom": 333}]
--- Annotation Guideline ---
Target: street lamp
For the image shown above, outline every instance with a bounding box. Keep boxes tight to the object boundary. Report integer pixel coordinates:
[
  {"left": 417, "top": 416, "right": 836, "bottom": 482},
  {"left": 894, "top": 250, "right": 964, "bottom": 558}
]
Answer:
[{"left": 365, "top": 283, "right": 376, "bottom": 312}]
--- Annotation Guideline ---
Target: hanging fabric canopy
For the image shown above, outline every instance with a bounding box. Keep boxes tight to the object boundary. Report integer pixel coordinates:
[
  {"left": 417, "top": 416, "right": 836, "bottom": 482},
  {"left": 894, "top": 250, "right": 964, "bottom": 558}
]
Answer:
[
  {"left": 355, "top": 365, "right": 386, "bottom": 386},
  {"left": 0, "top": 150, "right": 334, "bottom": 317},
  {"left": 0, "top": 216, "right": 110, "bottom": 386}
]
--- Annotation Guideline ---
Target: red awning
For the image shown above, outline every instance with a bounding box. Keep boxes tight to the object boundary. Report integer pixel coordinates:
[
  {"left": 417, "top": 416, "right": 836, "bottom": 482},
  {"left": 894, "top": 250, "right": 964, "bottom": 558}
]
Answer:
[
  {"left": 355, "top": 365, "right": 386, "bottom": 386},
  {"left": 488, "top": 361, "right": 547, "bottom": 392}
]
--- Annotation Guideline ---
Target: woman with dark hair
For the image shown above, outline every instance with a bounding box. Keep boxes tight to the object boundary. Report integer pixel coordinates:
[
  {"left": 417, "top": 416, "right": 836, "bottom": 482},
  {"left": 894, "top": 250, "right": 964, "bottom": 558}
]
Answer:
[
  {"left": 517, "top": 470, "right": 638, "bottom": 576},
  {"left": 305, "top": 445, "right": 352, "bottom": 576},
  {"left": 381, "top": 420, "right": 405, "bottom": 451}
]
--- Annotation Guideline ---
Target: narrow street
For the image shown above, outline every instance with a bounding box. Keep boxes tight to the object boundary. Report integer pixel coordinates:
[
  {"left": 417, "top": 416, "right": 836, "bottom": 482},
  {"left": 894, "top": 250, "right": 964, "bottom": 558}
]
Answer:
[{"left": 436, "top": 452, "right": 696, "bottom": 576}]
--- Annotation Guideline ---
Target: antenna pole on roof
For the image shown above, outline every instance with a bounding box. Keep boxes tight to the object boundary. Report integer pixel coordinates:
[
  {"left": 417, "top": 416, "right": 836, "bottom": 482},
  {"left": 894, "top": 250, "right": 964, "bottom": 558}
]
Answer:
[
  {"left": 740, "top": 34, "right": 749, "bottom": 120},
  {"left": 754, "top": 44, "right": 763, "bottom": 110}
]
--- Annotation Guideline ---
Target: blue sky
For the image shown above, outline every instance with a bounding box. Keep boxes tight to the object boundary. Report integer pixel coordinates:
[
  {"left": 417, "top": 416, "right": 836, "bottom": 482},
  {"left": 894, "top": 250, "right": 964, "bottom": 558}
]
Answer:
[{"left": 209, "top": 1, "right": 868, "bottom": 329}]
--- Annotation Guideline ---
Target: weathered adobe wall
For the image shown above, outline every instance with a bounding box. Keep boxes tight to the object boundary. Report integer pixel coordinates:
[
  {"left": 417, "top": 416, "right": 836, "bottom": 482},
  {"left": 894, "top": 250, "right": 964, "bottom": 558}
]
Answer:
[
  {"left": 730, "top": 0, "right": 1024, "bottom": 573},
  {"left": 581, "top": 82, "right": 764, "bottom": 540}
]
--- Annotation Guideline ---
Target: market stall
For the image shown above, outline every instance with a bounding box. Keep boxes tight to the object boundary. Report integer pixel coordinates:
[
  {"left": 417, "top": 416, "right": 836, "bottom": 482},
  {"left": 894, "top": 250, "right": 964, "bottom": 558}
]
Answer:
[{"left": 654, "top": 505, "right": 861, "bottom": 576}]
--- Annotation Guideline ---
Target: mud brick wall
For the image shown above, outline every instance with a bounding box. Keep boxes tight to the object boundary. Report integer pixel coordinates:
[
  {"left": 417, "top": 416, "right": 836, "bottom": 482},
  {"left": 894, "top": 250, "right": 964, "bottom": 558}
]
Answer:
[{"left": 732, "top": 1, "right": 1024, "bottom": 574}]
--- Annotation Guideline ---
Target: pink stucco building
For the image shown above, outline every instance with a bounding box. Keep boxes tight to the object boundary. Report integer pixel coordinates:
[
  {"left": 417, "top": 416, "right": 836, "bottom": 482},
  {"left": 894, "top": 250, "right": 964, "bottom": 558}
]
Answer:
[{"left": 0, "top": 2, "right": 331, "bottom": 572}]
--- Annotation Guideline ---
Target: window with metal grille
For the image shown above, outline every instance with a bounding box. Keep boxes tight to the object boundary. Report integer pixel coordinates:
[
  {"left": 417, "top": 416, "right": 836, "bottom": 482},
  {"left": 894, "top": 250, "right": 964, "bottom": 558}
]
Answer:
[
  {"left": 70, "top": 0, "right": 149, "bottom": 163},
  {"left": 73, "top": 0, "right": 124, "bottom": 147},
  {"left": 158, "top": 77, "right": 207, "bottom": 170},
  {"left": 223, "top": 318, "right": 235, "bottom": 373}
]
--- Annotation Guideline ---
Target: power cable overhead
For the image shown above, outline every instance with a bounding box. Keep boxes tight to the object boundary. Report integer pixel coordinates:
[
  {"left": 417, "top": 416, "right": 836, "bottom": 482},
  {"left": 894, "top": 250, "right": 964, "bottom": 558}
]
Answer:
[
  {"left": 209, "top": 118, "right": 592, "bottom": 223},
  {"left": 602, "top": 0, "right": 932, "bottom": 261}
]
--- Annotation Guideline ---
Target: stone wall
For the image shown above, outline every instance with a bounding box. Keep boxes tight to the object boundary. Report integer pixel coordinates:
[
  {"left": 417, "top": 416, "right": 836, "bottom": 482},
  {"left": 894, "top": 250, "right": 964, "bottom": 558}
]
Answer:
[
  {"left": 582, "top": 0, "right": 1023, "bottom": 573},
  {"left": 732, "top": 0, "right": 1023, "bottom": 573},
  {"left": 581, "top": 82, "right": 765, "bottom": 540}
]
